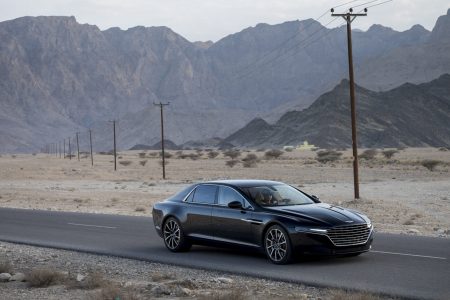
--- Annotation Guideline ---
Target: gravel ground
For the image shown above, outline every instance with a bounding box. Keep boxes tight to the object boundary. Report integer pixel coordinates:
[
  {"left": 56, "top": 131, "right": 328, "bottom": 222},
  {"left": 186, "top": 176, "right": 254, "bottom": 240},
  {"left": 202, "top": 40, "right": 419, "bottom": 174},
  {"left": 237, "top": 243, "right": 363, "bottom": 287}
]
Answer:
[{"left": 0, "top": 241, "right": 393, "bottom": 300}]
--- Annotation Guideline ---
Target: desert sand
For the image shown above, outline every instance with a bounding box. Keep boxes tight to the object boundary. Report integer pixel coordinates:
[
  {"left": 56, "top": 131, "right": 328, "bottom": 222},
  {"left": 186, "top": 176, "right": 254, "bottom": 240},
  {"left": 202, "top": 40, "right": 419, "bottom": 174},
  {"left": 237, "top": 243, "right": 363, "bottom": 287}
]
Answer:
[{"left": 0, "top": 147, "right": 449, "bottom": 237}]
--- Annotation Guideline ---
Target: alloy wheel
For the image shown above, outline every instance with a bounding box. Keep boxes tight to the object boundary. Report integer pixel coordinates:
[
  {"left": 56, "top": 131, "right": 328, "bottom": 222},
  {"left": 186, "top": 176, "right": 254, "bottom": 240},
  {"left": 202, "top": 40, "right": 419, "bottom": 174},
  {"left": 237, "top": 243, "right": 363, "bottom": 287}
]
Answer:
[
  {"left": 265, "top": 228, "right": 288, "bottom": 262},
  {"left": 164, "top": 219, "right": 181, "bottom": 250}
]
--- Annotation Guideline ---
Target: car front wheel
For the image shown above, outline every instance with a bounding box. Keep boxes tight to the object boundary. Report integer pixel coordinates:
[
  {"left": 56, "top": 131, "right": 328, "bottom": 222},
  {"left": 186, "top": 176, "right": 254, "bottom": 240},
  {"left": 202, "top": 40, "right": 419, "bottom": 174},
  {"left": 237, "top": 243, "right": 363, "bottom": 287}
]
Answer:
[
  {"left": 163, "top": 217, "right": 191, "bottom": 252},
  {"left": 264, "top": 225, "right": 292, "bottom": 264}
]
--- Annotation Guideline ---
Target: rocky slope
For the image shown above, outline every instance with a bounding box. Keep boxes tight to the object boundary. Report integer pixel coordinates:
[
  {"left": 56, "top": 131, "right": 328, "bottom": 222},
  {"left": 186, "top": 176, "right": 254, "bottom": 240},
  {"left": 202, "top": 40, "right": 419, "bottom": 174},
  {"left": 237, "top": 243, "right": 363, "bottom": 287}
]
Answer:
[
  {"left": 224, "top": 74, "right": 450, "bottom": 148},
  {"left": 0, "top": 9, "right": 449, "bottom": 152}
]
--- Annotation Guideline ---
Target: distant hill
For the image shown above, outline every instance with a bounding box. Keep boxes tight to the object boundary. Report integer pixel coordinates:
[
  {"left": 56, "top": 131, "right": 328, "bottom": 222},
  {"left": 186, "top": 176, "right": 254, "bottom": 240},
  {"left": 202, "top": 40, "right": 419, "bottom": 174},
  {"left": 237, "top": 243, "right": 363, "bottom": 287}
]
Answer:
[
  {"left": 224, "top": 74, "right": 450, "bottom": 148},
  {"left": 1, "top": 9, "right": 450, "bottom": 152}
]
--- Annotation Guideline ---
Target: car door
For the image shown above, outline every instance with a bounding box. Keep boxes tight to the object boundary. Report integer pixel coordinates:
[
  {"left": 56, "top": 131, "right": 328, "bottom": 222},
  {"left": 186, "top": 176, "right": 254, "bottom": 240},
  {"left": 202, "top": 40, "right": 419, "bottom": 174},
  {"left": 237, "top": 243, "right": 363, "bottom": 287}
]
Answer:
[
  {"left": 184, "top": 184, "right": 217, "bottom": 240},
  {"left": 212, "top": 186, "right": 258, "bottom": 247}
]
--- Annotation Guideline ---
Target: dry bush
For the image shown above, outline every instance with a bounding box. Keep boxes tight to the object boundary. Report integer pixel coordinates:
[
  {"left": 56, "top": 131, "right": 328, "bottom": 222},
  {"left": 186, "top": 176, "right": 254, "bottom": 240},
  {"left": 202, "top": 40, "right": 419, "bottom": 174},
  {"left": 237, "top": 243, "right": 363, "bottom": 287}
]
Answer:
[
  {"left": 264, "top": 149, "right": 284, "bottom": 159},
  {"left": 223, "top": 149, "right": 241, "bottom": 159},
  {"left": 0, "top": 259, "right": 12, "bottom": 273},
  {"left": 200, "top": 289, "right": 246, "bottom": 300},
  {"left": 358, "top": 149, "right": 378, "bottom": 160},
  {"left": 242, "top": 153, "right": 259, "bottom": 168},
  {"left": 382, "top": 149, "right": 398, "bottom": 159},
  {"left": 135, "top": 207, "right": 146, "bottom": 212},
  {"left": 11, "top": 155, "right": 17, "bottom": 158},
  {"left": 226, "top": 160, "right": 239, "bottom": 168},
  {"left": 403, "top": 219, "right": 414, "bottom": 225},
  {"left": 139, "top": 160, "right": 147, "bottom": 166},
  {"left": 69, "top": 272, "right": 107, "bottom": 290},
  {"left": 159, "top": 160, "right": 170, "bottom": 166},
  {"left": 160, "top": 152, "right": 173, "bottom": 159},
  {"left": 91, "top": 284, "right": 139, "bottom": 300},
  {"left": 208, "top": 151, "right": 220, "bottom": 159},
  {"left": 138, "top": 152, "right": 146, "bottom": 158},
  {"left": 316, "top": 150, "right": 342, "bottom": 163},
  {"left": 438, "top": 147, "right": 448, "bottom": 152},
  {"left": 148, "top": 152, "right": 158, "bottom": 157},
  {"left": 328, "top": 289, "right": 383, "bottom": 300},
  {"left": 421, "top": 160, "right": 440, "bottom": 171},
  {"left": 27, "top": 268, "right": 64, "bottom": 288},
  {"left": 256, "top": 148, "right": 266, "bottom": 152},
  {"left": 283, "top": 146, "right": 294, "bottom": 152},
  {"left": 119, "top": 160, "right": 132, "bottom": 166}
]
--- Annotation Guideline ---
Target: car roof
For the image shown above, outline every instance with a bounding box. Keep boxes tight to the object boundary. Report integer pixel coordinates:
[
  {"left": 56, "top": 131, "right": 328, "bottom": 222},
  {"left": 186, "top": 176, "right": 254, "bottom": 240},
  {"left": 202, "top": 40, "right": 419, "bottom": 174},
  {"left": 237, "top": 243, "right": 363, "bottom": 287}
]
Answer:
[{"left": 206, "top": 179, "right": 285, "bottom": 188}]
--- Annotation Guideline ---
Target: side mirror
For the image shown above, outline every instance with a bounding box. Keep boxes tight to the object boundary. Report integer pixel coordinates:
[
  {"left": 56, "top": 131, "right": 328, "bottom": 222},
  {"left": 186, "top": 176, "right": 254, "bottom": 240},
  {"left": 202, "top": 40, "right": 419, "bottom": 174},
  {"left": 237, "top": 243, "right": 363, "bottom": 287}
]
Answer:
[
  {"left": 311, "top": 195, "right": 321, "bottom": 203},
  {"left": 228, "top": 201, "right": 243, "bottom": 209}
]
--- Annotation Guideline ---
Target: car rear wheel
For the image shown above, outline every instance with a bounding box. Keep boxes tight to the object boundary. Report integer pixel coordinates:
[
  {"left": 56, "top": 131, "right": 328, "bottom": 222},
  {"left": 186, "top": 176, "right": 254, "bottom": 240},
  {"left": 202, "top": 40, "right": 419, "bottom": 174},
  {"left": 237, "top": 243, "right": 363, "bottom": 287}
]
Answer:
[
  {"left": 163, "top": 217, "right": 191, "bottom": 252},
  {"left": 264, "top": 225, "right": 292, "bottom": 264}
]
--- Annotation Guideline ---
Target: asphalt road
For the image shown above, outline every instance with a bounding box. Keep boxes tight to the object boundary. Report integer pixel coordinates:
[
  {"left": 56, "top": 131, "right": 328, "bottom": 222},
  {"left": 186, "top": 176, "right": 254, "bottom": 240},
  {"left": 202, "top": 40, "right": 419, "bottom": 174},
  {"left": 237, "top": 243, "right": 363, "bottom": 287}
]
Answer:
[{"left": 0, "top": 208, "right": 449, "bottom": 300}]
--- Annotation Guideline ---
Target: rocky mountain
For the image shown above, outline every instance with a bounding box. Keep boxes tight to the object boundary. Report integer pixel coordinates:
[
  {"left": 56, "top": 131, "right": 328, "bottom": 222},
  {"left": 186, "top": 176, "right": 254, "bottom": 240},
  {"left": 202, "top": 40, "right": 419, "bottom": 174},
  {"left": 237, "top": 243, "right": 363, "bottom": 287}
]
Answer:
[
  {"left": 1, "top": 9, "right": 449, "bottom": 152},
  {"left": 224, "top": 74, "right": 450, "bottom": 148}
]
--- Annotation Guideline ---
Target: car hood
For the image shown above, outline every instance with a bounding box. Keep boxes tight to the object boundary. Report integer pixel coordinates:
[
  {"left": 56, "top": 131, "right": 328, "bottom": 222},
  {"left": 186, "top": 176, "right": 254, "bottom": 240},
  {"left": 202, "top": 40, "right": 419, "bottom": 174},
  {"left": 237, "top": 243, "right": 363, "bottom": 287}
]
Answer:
[{"left": 266, "top": 203, "right": 366, "bottom": 226}]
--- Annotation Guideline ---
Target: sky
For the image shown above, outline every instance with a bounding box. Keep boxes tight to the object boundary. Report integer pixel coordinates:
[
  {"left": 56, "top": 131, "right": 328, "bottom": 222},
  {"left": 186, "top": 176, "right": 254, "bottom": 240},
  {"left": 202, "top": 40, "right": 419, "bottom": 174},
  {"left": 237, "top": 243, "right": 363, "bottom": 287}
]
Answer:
[{"left": 0, "top": 0, "right": 448, "bottom": 42}]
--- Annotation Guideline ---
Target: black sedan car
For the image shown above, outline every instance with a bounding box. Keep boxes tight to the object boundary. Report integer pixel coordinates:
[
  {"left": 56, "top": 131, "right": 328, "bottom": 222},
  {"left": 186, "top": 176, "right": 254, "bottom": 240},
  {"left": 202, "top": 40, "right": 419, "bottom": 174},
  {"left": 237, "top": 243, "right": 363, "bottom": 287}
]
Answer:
[{"left": 152, "top": 180, "right": 373, "bottom": 264}]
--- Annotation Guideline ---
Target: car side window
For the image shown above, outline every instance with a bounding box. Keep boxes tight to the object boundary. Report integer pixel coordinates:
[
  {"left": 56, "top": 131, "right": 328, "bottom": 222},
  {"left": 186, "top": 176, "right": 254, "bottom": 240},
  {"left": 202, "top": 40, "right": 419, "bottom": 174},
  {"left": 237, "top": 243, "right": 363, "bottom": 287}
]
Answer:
[
  {"left": 191, "top": 185, "right": 217, "bottom": 204},
  {"left": 218, "top": 186, "right": 247, "bottom": 207}
]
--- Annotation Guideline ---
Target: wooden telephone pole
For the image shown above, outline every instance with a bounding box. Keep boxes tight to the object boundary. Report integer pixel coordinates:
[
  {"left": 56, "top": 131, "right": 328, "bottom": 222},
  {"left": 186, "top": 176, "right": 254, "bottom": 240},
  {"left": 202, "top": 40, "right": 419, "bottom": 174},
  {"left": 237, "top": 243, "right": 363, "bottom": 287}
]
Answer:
[
  {"left": 76, "top": 132, "right": 80, "bottom": 161},
  {"left": 154, "top": 102, "right": 170, "bottom": 179},
  {"left": 109, "top": 120, "right": 117, "bottom": 171},
  {"left": 89, "top": 129, "right": 94, "bottom": 166},
  {"left": 331, "top": 7, "right": 367, "bottom": 200}
]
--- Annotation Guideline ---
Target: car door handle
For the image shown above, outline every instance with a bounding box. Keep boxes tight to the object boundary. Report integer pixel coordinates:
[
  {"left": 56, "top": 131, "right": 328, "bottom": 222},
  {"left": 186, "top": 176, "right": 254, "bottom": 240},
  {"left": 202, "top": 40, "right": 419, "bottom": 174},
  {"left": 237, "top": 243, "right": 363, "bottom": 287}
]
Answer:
[{"left": 240, "top": 218, "right": 263, "bottom": 225}]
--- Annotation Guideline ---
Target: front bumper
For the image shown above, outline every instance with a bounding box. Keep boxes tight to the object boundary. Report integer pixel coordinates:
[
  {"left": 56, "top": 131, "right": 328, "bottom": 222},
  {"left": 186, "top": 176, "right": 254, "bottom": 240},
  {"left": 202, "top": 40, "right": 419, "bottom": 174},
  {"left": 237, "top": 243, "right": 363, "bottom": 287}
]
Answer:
[{"left": 290, "top": 229, "right": 374, "bottom": 256}]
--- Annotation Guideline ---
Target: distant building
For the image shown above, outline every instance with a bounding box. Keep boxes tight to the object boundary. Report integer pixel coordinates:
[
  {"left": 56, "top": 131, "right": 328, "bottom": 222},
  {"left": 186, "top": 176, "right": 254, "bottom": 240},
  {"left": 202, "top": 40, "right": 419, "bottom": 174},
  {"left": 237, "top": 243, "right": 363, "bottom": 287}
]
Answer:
[{"left": 297, "top": 141, "right": 315, "bottom": 150}]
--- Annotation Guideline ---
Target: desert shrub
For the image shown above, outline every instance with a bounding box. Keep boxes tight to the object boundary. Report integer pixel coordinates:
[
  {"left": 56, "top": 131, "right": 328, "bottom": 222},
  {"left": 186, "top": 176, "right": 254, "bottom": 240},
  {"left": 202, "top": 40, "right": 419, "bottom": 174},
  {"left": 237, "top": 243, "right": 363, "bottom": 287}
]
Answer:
[
  {"left": 421, "top": 160, "right": 440, "bottom": 171},
  {"left": 32, "top": 153, "right": 37, "bottom": 156},
  {"left": 119, "top": 160, "right": 132, "bottom": 166},
  {"left": 11, "top": 155, "right": 16, "bottom": 158},
  {"left": 242, "top": 153, "right": 258, "bottom": 161},
  {"left": 328, "top": 289, "right": 383, "bottom": 300},
  {"left": 27, "top": 268, "right": 64, "bottom": 287},
  {"left": 138, "top": 152, "right": 146, "bottom": 158},
  {"left": 160, "top": 152, "right": 173, "bottom": 159},
  {"left": 438, "top": 147, "right": 448, "bottom": 152},
  {"left": 256, "top": 148, "right": 266, "bottom": 152},
  {"left": 242, "top": 160, "right": 257, "bottom": 168},
  {"left": 283, "top": 146, "right": 294, "bottom": 152},
  {"left": 225, "top": 160, "right": 239, "bottom": 168},
  {"left": 358, "top": 149, "right": 378, "bottom": 160},
  {"left": 139, "top": 160, "right": 147, "bottom": 166},
  {"left": 135, "top": 207, "right": 146, "bottom": 212},
  {"left": 92, "top": 284, "right": 139, "bottom": 300},
  {"left": 396, "top": 146, "right": 406, "bottom": 151},
  {"left": 158, "top": 160, "right": 169, "bottom": 166},
  {"left": 148, "top": 152, "right": 158, "bottom": 157},
  {"left": 0, "top": 259, "right": 12, "bottom": 273},
  {"left": 195, "top": 148, "right": 203, "bottom": 153},
  {"left": 223, "top": 149, "right": 241, "bottom": 159},
  {"left": 316, "top": 150, "right": 342, "bottom": 163},
  {"left": 382, "top": 149, "right": 398, "bottom": 159},
  {"left": 264, "top": 149, "right": 284, "bottom": 159},
  {"left": 208, "top": 151, "right": 220, "bottom": 159},
  {"left": 69, "top": 272, "right": 107, "bottom": 290}
]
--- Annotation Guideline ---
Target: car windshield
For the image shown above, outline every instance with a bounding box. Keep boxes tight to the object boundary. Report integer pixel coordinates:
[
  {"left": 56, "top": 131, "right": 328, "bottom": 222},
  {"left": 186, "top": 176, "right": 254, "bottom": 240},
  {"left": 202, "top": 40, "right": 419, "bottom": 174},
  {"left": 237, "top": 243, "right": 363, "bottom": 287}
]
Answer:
[{"left": 246, "top": 184, "right": 314, "bottom": 207}]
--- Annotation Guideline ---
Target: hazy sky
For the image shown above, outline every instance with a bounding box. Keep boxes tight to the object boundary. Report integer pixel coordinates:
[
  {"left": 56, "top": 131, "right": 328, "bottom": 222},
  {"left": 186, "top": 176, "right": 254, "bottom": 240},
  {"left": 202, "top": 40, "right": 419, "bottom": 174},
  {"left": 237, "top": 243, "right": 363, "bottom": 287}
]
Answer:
[{"left": 0, "top": 0, "right": 448, "bottom": 42}]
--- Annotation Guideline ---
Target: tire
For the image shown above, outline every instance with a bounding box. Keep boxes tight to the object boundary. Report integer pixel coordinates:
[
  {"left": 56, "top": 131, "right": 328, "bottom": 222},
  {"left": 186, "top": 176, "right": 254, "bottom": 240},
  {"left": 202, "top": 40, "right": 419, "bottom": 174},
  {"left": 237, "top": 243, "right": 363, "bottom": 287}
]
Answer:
[
  {"left": 264, "top": 225, "right": 293, "bottom": 264},
  {"left": 163, "top": 217, "right": 191, "bottom": 252}
]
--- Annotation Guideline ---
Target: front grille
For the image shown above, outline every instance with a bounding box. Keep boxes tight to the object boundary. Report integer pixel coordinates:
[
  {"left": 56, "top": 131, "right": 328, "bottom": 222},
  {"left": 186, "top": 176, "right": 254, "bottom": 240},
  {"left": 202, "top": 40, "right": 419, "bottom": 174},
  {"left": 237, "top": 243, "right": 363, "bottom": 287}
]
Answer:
[{"left": 327, "top": 224, "right": 371, "bottom": 247}]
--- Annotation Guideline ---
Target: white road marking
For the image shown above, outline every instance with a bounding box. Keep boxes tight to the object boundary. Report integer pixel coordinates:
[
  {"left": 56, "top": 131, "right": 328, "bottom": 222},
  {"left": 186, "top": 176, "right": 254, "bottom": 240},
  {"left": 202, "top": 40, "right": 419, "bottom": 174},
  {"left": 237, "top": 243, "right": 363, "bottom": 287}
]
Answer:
[
  {"left": 67, "top": 222, "right": 117, "bottom": 229},
  {"left": 372, "top": 250, "right": 446, "bottom": 260}
]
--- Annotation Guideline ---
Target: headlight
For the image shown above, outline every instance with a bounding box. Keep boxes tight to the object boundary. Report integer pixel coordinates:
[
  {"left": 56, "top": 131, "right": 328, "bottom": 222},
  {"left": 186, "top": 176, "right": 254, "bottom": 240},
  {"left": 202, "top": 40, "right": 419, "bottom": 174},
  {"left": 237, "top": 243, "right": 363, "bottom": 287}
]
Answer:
[{"left": 295, "top": 226, "right": 327, "bottom": 233}]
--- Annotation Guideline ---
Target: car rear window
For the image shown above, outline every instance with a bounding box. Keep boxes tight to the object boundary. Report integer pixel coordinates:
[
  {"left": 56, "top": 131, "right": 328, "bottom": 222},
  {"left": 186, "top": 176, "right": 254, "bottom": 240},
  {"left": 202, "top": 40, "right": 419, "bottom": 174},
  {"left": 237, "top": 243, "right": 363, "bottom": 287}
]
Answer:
[{"left": 192, "top": 185, "right": 217, "bottom": 204}]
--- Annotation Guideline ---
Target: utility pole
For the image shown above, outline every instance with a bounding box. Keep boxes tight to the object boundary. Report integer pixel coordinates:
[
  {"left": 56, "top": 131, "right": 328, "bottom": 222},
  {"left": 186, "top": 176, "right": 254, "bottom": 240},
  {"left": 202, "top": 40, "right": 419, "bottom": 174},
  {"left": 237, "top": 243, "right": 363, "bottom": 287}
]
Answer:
[
  {"left": 63, "top": 139, "right": 66, "bottom": 159},
  {"left": 154, "top": 102, "right": 170, "bottom": 179},
  {"left": 89, "top": 129, "right": 94, "bottom": 167},
  {"left": 331, "top": 7, "right": 367, "bottom": 200},
  {"left": 68, "top": 137, "right": 72, "bottom": 160},
  {"left": 59, "top": 141, "right": 61, "bottom": 158},
  {"left": 76, "top": 132, "right": 80, "bottom": 161},
  {"left": 110, "top": 120, "right": 117, "bottom": 171}
]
